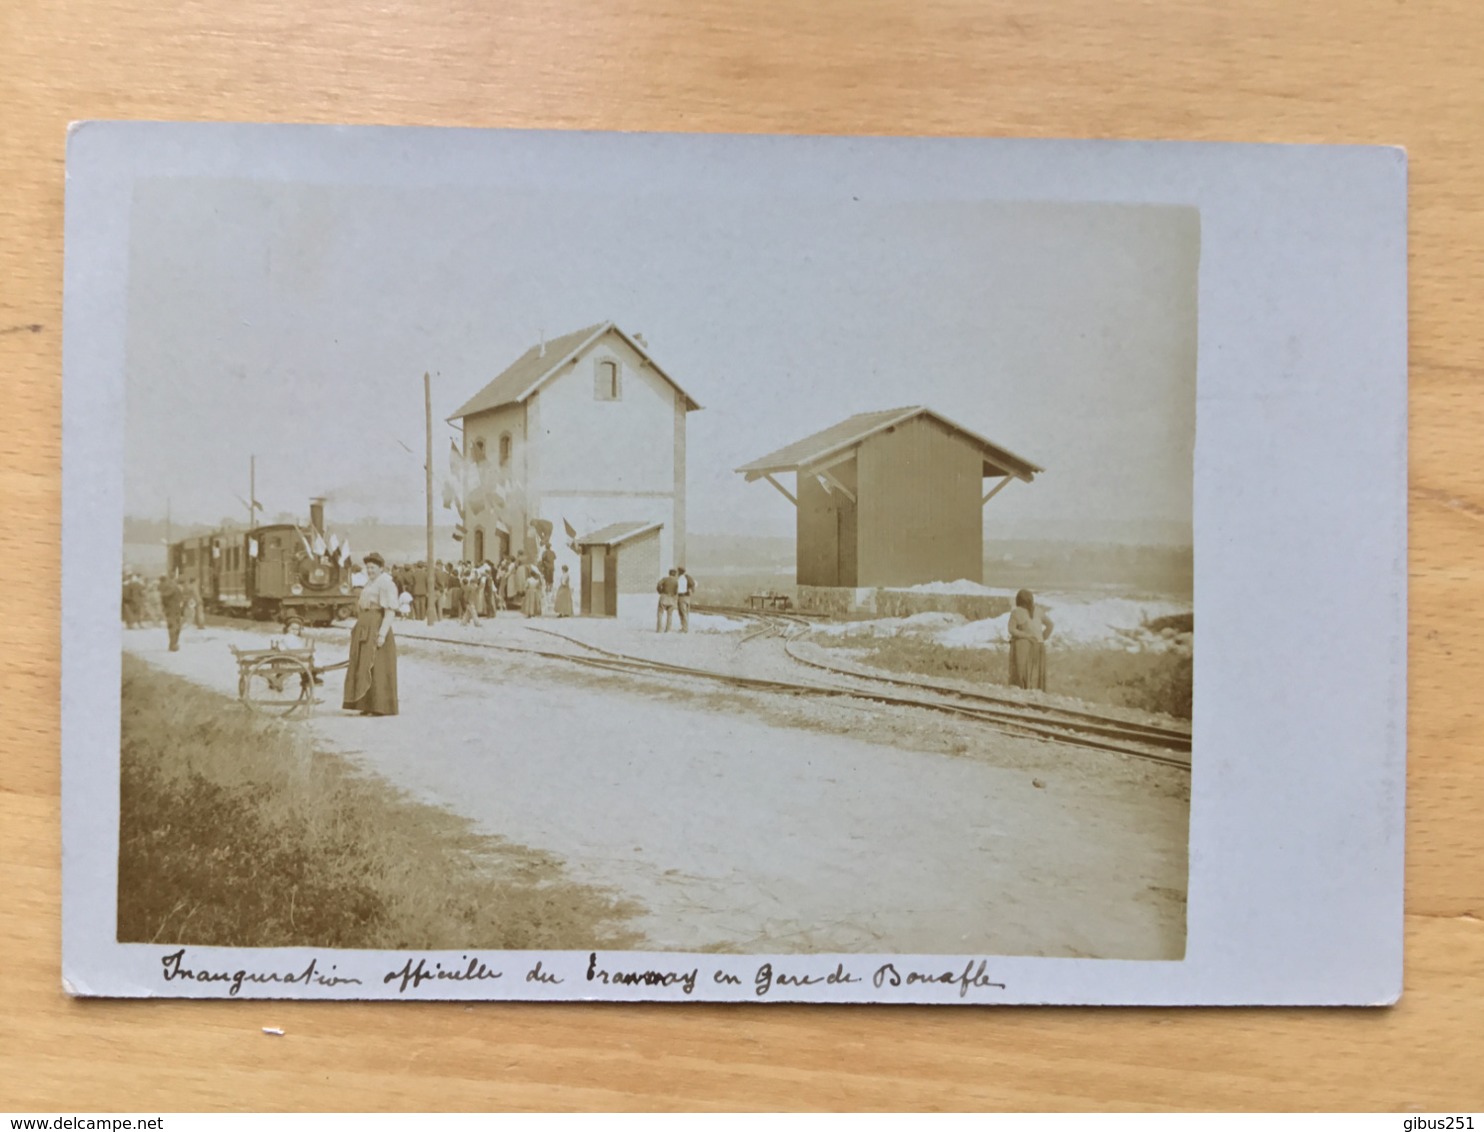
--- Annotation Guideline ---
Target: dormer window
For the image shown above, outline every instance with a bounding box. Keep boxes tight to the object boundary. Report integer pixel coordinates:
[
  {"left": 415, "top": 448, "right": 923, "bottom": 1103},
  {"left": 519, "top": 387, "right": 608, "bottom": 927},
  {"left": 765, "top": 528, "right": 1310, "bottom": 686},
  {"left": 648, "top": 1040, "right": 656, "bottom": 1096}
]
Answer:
[
  {"left": 499, "top": 432, "right": 512, "bottom": 467},
  {"left": 595, "top": 358, "right": 621, "bottom": 401}
]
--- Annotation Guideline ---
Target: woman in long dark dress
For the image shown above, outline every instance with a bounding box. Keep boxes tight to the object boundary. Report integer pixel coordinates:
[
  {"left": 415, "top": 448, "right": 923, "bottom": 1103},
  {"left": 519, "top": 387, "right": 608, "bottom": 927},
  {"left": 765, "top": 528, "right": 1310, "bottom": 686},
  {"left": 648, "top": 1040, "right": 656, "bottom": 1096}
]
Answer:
[
  {"left": 1007, "top": 587, "right": 1054, "bottom": 691},
  {"left": 343, "top": 552, "right": 399, "bottom": 716}
]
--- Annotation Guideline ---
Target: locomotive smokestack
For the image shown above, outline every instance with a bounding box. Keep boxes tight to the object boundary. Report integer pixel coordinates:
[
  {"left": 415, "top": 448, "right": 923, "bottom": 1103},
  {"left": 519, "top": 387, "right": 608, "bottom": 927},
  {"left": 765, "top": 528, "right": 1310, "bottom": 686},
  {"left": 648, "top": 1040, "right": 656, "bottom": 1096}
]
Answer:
[{"left": 309, "top": 497, "right": 325, "bottom": 534}]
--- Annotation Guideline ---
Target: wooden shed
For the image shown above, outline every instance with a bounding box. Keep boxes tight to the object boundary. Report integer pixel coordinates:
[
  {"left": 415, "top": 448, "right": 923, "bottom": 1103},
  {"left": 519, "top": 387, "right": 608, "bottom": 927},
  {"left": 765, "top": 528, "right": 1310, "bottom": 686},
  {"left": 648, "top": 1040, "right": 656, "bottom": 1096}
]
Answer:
[
  {"left": 736, "top": 406, "right": 1042, "bottom": 590},
  {"left": 575, "top": 520, "right": 664, "bottom": 616}
]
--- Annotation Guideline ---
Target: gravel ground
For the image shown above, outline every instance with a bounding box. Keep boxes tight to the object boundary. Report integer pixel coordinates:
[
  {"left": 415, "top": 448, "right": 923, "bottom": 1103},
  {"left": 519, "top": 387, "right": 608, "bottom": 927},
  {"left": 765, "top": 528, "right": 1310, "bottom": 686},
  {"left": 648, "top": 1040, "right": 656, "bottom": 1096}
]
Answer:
[{"left": 122, "top": 611, "right": 1189, "bottom": 958}]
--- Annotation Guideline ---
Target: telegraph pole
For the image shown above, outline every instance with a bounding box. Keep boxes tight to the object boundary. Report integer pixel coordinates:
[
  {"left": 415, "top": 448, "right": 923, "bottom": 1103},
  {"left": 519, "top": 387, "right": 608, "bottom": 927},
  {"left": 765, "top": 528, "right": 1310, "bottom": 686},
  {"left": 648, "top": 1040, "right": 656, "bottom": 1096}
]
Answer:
[
  {"left": 249, "top": 454, "right": 257, "bottom": 528},
  {"left": 425, "top": 372, "right": 435, "bottom": 626}
]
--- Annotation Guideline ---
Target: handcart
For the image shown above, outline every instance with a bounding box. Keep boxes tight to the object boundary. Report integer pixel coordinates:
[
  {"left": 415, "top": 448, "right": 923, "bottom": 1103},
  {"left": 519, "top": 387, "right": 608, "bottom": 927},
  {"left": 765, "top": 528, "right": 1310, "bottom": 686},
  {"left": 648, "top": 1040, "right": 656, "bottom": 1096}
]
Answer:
[{"left": 230, "top": 640, "right": 348, "bottom": 718}]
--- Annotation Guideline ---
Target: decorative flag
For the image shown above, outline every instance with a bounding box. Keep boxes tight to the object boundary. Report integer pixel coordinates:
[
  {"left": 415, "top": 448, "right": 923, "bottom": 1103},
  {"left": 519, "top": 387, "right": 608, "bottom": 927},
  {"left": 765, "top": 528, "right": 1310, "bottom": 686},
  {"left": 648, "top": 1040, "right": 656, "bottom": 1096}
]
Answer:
[
  {"left": 248, "top": 538, "right": 259, "bottom": 558},
  {"left": 313, "top": 532, "right": 327, "bottom": 557},
  {"left": 476, "top": 459, "right": 506, "bottom": 509},
  {"left": 452, "top": 524, "right": 465, "bottom": 542},
  {"left": 442, "top": 439, "right": 469, "bottom": 516},
  {"left": 339, "top": 537, "right": 351, "bottom": 564},
  {"left": 297, "top": 528, "right": 315, "bottom": 557},
  {"left": 329, "top": 533, "right": 340, "bottom": 556},
  {"left": 563, "top": 517, "right": 577, "bottom": 540}
]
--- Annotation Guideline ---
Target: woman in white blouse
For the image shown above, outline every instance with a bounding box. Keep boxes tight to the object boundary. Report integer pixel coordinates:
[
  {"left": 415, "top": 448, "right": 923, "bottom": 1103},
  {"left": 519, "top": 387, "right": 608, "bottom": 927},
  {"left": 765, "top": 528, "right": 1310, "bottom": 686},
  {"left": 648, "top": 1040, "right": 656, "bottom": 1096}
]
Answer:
[{"left": 342, "top": 552, "right": 399, "bottom": 716}]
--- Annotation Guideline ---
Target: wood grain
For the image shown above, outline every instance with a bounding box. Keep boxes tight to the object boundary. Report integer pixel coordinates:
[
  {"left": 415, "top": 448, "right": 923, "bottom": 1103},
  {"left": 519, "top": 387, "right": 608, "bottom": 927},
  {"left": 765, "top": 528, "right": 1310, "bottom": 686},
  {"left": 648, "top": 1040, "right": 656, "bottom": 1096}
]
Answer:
[{"left": 3, "top": 0, "right": 1480, "bottom": 1112}]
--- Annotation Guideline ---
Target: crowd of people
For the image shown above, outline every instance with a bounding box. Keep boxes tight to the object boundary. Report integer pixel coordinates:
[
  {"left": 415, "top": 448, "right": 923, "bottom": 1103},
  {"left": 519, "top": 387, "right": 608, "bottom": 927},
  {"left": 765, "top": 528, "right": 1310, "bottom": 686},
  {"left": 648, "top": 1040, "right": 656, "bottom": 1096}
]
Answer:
[
  {"left": 384, "top": 550, "right": 573, "bottom": 624},
  {"left": 120, "top": 570, "right": 203, "bottom": 651}
]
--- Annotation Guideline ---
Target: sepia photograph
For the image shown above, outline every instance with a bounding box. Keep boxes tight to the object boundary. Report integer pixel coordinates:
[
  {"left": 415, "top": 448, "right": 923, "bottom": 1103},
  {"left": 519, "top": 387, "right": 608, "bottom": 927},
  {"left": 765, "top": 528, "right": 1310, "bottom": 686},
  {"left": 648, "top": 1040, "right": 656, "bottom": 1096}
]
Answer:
[{"left": 62, "top": 126, "right": 1404, "bottom": 1004}]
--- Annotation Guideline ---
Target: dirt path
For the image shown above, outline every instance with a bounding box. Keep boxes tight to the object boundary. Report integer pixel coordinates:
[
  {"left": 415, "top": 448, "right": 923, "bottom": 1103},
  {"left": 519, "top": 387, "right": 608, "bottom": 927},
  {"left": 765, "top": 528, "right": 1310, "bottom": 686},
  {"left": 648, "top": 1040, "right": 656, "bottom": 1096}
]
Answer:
[{"left": 123, "top": 615, "right": 1188, "bottom": 958}]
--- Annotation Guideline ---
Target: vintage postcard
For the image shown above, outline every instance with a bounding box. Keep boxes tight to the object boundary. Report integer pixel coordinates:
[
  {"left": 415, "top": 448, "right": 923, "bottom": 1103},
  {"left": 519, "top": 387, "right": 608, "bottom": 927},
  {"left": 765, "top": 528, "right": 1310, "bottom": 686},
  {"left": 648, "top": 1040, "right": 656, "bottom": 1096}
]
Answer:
[{"left": 61, "top": 125, "right": 1406, "bottom": 1004}]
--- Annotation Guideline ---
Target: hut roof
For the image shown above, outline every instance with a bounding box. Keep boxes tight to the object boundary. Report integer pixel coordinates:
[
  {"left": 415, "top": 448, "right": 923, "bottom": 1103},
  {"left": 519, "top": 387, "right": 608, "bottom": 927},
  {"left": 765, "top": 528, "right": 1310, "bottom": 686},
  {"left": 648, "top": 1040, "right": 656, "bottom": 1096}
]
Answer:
[
  {"left": 736, "top": 406, "right": 1042, "bottom": 482},
  {"left": 574, "top": 520, "right": 664, "bottom": 549}
]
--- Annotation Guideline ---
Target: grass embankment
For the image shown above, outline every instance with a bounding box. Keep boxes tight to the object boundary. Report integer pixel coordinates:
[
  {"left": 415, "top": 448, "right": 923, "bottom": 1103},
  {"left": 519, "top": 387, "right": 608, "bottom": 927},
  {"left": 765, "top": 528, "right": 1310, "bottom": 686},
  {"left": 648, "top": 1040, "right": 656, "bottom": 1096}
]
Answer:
[
  {"left": 811, "top": 636, "right": 1193, "bottom": 721},
  {"left": 118, "top": 655, "right": 641, "bottom": 949}
]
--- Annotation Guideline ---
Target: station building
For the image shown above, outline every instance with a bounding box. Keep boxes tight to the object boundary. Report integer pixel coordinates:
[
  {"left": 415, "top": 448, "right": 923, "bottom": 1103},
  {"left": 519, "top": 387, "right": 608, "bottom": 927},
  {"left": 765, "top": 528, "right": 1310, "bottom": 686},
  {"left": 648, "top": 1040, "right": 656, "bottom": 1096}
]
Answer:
[{"left": 449, "top": 322, "right": 700, "bottom": 608}]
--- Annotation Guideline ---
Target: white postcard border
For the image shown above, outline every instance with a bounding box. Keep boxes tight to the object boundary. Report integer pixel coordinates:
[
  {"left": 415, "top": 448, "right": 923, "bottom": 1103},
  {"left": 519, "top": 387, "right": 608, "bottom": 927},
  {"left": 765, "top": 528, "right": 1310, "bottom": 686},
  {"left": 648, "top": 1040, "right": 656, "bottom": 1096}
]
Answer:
[{"left": 61, "top": 125, "right": 1407, "bottom": 1005}]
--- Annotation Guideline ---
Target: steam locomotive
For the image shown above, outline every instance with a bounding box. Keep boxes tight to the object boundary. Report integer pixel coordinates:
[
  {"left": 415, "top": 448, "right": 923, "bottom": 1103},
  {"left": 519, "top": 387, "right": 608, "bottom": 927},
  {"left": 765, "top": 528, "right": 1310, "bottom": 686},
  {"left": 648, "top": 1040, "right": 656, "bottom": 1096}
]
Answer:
[{"left": 168, "top": 498, "right": 360, "bottom": 627}]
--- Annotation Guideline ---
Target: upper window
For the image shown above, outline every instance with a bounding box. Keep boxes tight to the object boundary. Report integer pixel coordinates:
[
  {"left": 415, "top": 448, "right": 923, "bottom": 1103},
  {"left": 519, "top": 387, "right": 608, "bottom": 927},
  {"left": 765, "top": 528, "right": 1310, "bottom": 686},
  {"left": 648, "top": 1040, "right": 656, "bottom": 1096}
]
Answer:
[
  {"left": 472, "top": 437, "right": 487, "bottom": 463},
  {"left": 498, "top": 432, "right": 512, "bottom": 467},
  {"left": 595, "top": 358, "right": 621, "bottom": 401}
]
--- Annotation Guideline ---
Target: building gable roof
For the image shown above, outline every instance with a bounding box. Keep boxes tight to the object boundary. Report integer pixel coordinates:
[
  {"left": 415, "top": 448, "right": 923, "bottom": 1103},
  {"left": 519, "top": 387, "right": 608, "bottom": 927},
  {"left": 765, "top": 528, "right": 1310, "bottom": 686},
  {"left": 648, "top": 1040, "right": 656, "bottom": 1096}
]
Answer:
[
  {"left": 735, "top": 406, "right": 1043, "bottom": 482},
  {"left": 449, "top": 322, "right": 701, "bottom": 420}
]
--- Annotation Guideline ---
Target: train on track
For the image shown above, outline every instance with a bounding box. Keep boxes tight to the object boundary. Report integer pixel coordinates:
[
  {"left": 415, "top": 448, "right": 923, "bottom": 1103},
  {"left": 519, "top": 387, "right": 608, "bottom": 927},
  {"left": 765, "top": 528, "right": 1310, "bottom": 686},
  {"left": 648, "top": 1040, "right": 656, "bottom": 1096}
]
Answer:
[{"left": 168, "top": 498, "right": 360, "bottom": 627}]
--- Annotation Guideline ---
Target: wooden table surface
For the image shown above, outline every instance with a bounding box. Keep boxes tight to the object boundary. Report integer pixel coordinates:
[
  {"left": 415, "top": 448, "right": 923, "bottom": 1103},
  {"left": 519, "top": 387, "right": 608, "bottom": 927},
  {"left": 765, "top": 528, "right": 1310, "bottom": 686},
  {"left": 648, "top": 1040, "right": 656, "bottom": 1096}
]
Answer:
[{"left": 3, "top": 0, "right": 1480, "bottom": 1112}]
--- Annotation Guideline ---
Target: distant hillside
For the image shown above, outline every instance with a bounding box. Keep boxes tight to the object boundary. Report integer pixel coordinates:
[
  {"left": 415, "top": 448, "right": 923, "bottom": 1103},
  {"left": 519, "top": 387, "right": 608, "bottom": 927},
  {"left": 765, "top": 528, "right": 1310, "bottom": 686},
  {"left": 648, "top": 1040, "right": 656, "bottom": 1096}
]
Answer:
[
  {"left": 686, "top": 533, "right": 794, "bottom": 575},
  {"left": 686, "top": 532, "right": 1192, "bottom": 599}
]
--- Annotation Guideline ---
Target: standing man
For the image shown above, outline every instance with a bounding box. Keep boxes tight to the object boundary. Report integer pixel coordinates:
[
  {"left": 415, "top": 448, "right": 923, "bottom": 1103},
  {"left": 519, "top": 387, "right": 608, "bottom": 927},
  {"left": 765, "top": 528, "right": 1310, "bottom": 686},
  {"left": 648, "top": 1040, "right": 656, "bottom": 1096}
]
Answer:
[
  {"left": 676, "top": 567, "right": 695, "bottom": 633},
  {"left": 429, "top": 560, "right": 445, "bottom": 624},
  {"left": 159, "top": 574, "right": 185, "bottom": 652},
  {"left": 656, "top": 568, "right": 679, "bottom": 633},
  {"left": 411, "top": 562, "right": 428, "bottom": 620},
  {"left": 186, "top": 575, "right": 205, "bottom": 629}
]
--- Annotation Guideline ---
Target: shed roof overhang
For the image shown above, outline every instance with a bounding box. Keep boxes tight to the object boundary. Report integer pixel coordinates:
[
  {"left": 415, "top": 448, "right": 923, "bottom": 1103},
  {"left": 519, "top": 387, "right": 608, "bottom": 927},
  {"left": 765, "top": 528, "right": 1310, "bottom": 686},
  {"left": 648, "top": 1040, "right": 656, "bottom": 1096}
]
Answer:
[{"left": 574, "top": 519, "right": 664, "bottom": 549}]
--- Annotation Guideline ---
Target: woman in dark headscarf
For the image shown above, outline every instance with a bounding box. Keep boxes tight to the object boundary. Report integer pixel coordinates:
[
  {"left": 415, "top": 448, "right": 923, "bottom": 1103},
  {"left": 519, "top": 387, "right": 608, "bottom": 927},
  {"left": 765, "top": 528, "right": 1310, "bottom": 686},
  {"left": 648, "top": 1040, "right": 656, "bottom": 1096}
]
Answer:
[
  {"left": 343, "top": 552, "right": 399, "bottom": 716},
  {"left": 1007, "top": 587, "right": 1055, "bottom": 691}
]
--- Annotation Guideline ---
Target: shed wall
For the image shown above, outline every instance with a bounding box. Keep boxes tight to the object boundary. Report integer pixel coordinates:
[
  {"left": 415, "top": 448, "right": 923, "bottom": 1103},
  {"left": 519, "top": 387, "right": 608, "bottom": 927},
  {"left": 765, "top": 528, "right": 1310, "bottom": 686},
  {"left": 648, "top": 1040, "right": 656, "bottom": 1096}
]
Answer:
[
  {"left": 856, "top": 414, "right": 984, "bottom": 587},
  {"left": 796, "top": 471, "right": 858, "bottom": 587},
  {"left": 616, "top": 529, "right": 662, "bottom": 594}
]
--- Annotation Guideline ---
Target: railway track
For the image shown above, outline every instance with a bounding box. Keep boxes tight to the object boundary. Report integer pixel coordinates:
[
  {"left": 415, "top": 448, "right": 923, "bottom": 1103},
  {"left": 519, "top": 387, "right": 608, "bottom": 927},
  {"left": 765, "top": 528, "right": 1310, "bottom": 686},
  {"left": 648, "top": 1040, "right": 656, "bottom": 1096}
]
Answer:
[
  {"left": 697, "top": 603, "right": 1193, "bottom": 763},
  {"left": 520, "top": 619, "right": 1191, "bottom": 771}
]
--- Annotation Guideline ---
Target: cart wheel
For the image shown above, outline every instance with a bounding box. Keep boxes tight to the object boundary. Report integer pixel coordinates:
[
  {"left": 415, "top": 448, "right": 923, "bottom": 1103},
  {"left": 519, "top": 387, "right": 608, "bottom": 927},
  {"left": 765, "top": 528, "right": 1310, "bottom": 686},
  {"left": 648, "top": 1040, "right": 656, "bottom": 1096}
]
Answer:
[{"left": 242, "top": 654, "right": 314, "bottom": 718}]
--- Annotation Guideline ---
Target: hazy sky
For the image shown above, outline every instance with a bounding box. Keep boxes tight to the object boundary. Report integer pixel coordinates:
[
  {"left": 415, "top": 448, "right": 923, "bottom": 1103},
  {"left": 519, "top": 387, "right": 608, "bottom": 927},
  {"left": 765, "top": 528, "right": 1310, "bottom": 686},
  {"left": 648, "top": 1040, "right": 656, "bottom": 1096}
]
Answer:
[{"left": 126, "top": 179, "right": 1197, "bottom": 542}]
